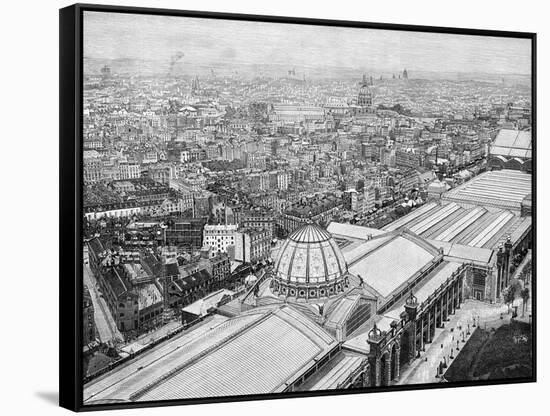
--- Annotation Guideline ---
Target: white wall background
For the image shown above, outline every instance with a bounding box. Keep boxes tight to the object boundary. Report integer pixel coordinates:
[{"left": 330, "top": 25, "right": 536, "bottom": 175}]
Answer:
[{"left": 0, "top": 0, "right": 547, "bottom": 414}]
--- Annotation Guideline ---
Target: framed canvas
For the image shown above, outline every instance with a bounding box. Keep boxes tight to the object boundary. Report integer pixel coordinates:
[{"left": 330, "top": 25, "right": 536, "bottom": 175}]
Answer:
[{"left": 59, "top": 3, "right": 536, "bottom": 412}]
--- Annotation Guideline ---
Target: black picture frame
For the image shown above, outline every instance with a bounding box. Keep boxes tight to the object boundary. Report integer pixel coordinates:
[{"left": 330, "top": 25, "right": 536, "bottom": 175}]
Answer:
[{"left": 60, "top": 3, "right": 537, "bottom": 412}]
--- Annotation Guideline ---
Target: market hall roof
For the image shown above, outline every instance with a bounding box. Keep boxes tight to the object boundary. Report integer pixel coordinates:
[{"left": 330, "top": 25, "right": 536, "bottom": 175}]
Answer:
[
  {"left": 441, "top": 169, "right": 532, "bottom": 211},
  {"left": 381, "top": 200, "right": 531, "bottom": 250},
  {"left": 490, "top": 129, "right": 532, "bottom": 159},
  {"left": 331, "top": 221, "right": 498, "bottom": 268},
  {"left": 84, "top": 305, "right": 338, "bottom": 403},
  {"left": 342, "top": 230, "right": 440, "bottom": 299},
  {"left": 297, "top": 350, "right": 367, "bottom": 391}
]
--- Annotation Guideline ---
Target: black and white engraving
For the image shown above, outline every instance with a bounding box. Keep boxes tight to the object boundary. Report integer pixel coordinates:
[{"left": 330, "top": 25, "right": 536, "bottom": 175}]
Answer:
[{"left": 80, "top": 11, "right": 534, "bottom": 404}]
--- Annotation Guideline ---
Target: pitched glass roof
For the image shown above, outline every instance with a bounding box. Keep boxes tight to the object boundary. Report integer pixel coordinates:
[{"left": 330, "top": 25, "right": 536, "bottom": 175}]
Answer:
[
  {"left": 492, "top": 129, "right": 531, "bottom": 150},
  {"left": 442, "top": 170, "right": 531, "bottom": 210},
  {"left": 346, "top": 234, "right": 436, "bottom": 298},
  {"left": 85, "top": 305, "right": 337, "bottom": 403}
]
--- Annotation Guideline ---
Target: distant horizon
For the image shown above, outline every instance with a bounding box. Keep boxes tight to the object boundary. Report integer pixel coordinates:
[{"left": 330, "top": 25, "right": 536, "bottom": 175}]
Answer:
[
  {"left": 83, "top": 55, "right": 532, "bottom": 78},
  {"left": 84, "top": 12, "right": 532, "bottom": 77}
]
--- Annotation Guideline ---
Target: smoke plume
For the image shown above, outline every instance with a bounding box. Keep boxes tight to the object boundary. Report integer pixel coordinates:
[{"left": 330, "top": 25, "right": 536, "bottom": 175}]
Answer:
[{"left": 169, "top": 51, "right": 185, "bottom": 75}]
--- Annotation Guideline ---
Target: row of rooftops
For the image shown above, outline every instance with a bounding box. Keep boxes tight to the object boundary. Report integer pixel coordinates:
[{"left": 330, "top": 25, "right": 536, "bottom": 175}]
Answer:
[
  {"left": 88, "top": 238, "right": 223, "bottom": 302},
  {"left": 168, "top": 269, "right": 213, "bottom": 294},
  {"left": 441, "top": 169, "right": 531, "bottom": 211},
  {"left": 380, "top": 200, "right": 531, "bottom": 251},
  {"left": 284, "top": 194, "right": 341, "bottom": 218},
  {"left": 100, "top": 262, "right": 163, "bottom": 311}
]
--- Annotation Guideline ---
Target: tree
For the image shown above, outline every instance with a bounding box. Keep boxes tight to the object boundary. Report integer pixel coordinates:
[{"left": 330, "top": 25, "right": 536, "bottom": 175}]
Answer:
[
  {"left": 503, "top": 287, "right": 516, "bottom": 314},
  {"left": 510, "top": 279, "right": 522, "bottom": 297},
  {"left": 520, "top": 287, "right": 530, "bottom": 317}
]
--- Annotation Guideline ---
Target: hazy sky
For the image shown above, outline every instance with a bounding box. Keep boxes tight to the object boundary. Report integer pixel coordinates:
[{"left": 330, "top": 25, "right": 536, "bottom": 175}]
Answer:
[{"left": 84, "top": 11, "right": 531, "bottom": 75}]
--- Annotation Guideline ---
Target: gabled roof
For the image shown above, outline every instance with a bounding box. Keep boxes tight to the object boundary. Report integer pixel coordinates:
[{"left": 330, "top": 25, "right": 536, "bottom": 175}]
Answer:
[
  {"left": 327, "top": 222, "right": 385, "bottom": 240},
  {"left": 103, "top": 266, "right": 132, "bottom": 298},
  {"left": 298, "top": 351, "right": 366, "bottom": 391},
  {"left": 442, "top": 170, "right": 532, "bottom": 211},
  {"left": 182, "top": 289, "right": 235, "bottom": 317},
  {"left": 492, "top": 129, "right": 531, "bottom": 151},
  {"left": 383, "top": 202, "right": 438, "bottom": 231},
  {"left": 178, "top": 269, "right": 212, "bottom": 291},
  {"left": 427, "top": 239, "right": 494, "bottom": 264},
  {"left": 85, "top": 305, "right": 337, "bottom": 403},
  {"left": 324, "top": 293, "right": 364, "bottom": 328},
  {"left": 344, "top": 230, "right": 440, "bottom": 298},
  {"left": 383, "top": 200, "right": 527, "bottom": 251},
  {"left": 87, "top": 237, "right": 107, "bottom": 258},
  {"left": 164, "top": 262, "right": 179, "bottom": 278},
  {"left": 138, "top": 283, "right": 162, "bottom": 310}
]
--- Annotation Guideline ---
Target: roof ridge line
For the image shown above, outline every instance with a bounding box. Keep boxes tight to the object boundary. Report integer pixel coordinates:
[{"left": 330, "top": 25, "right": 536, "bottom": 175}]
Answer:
[
  {"left": 347, "top": 232, "right": 400, "bottom": 267},
  {"left": 129, "top": 312, "right": 270, "bottom": 401}
]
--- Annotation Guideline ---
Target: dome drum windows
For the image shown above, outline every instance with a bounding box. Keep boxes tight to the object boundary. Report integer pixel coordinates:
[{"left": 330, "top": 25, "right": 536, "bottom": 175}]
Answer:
[{"left": 273, "top": 280, "right": 350, "bottom": 300}]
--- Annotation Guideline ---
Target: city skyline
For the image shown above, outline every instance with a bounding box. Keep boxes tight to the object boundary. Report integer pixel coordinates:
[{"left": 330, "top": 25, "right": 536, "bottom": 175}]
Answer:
[{"left": 84, "top": 11, "right": 531, "bottom": 76}]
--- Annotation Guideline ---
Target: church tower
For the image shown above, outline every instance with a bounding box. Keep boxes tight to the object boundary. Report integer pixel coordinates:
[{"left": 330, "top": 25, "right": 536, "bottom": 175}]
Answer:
[{"left": 191, "top": 76, "right": 201, "bottom": 96}]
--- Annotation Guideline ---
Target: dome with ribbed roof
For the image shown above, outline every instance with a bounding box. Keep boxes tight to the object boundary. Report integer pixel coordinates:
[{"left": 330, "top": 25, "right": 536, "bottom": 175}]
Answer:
[{"left": 271, "top": 223, "right": 350, "bottom": 301}]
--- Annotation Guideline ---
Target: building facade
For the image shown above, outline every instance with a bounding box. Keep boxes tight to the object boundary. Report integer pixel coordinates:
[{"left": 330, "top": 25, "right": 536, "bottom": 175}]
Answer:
[
  {"left": 203, "top": 224, "right": 238, "bottom": 257},
  {"left": 234, "top": 228, "right": 271, "bottom": 263},
  {"left": 83, "top": 285, "right": 96, "bottom": 346}
]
